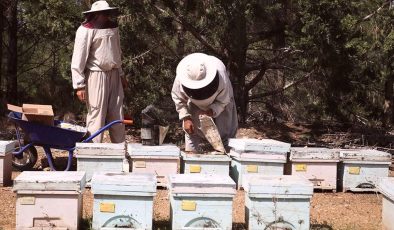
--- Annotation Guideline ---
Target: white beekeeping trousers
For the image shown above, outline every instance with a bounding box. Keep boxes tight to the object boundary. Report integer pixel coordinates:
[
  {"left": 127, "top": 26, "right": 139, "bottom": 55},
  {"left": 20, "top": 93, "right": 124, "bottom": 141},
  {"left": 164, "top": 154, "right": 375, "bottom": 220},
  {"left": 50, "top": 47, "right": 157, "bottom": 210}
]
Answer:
[{"left": 85, "top": 69, "right": 125, "bottom": 143}]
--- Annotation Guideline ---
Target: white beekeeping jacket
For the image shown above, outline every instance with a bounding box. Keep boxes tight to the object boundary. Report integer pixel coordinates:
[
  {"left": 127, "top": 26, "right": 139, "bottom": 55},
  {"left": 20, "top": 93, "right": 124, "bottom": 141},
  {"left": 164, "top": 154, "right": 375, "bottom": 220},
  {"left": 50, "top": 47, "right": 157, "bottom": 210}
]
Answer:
[{"left": 71, "top": 25, "right": 124, "bottom": 89}]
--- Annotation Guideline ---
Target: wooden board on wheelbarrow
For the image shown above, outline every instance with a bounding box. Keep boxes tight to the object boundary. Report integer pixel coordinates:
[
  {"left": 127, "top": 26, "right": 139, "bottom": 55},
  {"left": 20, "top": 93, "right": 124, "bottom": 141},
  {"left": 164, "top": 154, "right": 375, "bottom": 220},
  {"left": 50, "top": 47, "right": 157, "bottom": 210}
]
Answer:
[{"left": 8, "top": 103, "right": 54, "bottom": 126}]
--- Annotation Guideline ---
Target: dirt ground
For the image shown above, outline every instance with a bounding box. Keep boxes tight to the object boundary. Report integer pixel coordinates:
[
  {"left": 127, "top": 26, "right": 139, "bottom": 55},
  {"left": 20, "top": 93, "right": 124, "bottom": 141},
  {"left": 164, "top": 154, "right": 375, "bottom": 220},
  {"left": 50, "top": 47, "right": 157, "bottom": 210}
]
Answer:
[{"left": 0, "top": 126, "right": 393, "bottom": 229}]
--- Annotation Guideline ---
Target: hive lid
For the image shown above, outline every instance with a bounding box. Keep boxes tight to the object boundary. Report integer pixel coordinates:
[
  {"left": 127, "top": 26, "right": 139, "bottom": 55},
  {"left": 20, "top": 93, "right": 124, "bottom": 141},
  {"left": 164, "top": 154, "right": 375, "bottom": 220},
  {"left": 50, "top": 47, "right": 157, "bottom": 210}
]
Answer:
[
  {"left": 0, "top": 140, "right": 16, "bottom": 155},
  {"left": 340, "top": 149, "right": 391, "bottom": 163},
  {"left": 290, "top": 147, "right": 339, "bottom": 161},
  {"left": 243, "top": 175, "right": 313, "bottom": 196},
  {"left": 13, "top": 171, "right": 86, "bottom": 192},
  {"left": 127, "top": 143, "right": 180, "bottom": 157},
  {"left": 75, "top": 143, "right": 125, "bottom": 157},
  {"left": 181, "top": 151, "right": 231, "bottom": 162},
  {"left": 378, "top": 177, "right": 394, "bottom": 200},
  {"left": 91, "top": 172, "right": 156, "bottom": 195},
  {"left": 229, "top": 149, "right": 287, "bottom": 162},
  {"left": 169, "top": 174, "right": 236, "bottom": 196},
  {"left": 228, "top": 138, "right": 291, "bottom": 153}
]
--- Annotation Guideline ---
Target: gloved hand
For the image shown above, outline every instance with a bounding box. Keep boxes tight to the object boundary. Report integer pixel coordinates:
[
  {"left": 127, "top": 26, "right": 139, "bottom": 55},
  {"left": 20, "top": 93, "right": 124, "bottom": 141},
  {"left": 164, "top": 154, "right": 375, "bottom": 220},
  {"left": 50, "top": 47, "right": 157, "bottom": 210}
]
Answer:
[
  {"left": 183, "top": 117, "right": 194, "bottom": 135},
  {"left": 76, "top": 89, "right": 86, "bottom": 102}
]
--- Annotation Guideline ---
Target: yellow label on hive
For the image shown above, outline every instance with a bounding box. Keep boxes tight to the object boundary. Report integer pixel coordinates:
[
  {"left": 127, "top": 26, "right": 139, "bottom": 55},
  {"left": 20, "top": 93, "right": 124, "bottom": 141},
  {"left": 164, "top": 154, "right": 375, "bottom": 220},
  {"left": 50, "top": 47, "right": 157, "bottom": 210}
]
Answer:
[
  {"left": 349, "top": 167, "right": 360, "bottom": 175},
  {"left": 182, "top": 200, "right": 196, "bottom": 211},
  {"left": 19, "top": 196, "right": 35, "bottom": 205},
  {"left": 295, "top": 164, "right": 307, "bottom": 172},
  {"left": 247, "top": 165, "right": 258, "bottom": 173},
  {"left": 190, "top": 165, "right": 201, "bottom": 173},
  {"left": 100, "top": 202, "right": 115, "bottom": 213},
  {"left": 134, "top": 160, "right": 146, "bottom": 168}
]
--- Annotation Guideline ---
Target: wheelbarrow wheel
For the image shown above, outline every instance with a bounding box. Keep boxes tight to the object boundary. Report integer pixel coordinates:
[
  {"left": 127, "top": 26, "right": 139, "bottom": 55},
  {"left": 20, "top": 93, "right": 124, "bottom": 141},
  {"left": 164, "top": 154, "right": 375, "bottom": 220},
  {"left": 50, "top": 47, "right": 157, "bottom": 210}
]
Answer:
[{"left": 12, "top": 145, "right": 38, "bottom": 171}]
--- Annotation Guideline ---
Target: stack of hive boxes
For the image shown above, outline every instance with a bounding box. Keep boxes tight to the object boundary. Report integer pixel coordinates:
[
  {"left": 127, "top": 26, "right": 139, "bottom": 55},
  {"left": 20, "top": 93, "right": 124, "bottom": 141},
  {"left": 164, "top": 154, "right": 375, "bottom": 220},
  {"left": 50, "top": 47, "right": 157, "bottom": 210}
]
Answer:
[
  {"left": 91, "top": 172, "right": 157, "bottom": 229},
  {"left": 243, "top": 174, "right": 314, "bottom": 230},
  {"left": 0, "top": 141, "right": 15, "bottom": 186},
  {"left": 168, "top": 174, "right": 236, "bottom": 229},
  {"left": 289, "top": 147, "right": 340, "bottom": 192},
  {"left": 75, "top": 142, "right": 128, "bottom": 186},
  {"left": 127, "top": 143, "right": 180, "bottom": 187},
  {"left": 228, "top": 138, "right": 291, "bottom": 189},
  {"left": 339, "top": 149, "right": 391, "bottom": 192},
  {"left": 13, "top": 171, "right": 86, "bottom": 230}
]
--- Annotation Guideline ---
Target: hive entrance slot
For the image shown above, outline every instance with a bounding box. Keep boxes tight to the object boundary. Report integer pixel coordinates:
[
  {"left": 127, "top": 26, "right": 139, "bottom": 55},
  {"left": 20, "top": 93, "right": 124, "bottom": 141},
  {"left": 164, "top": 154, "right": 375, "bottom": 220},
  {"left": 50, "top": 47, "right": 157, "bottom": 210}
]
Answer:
[{"left": 102, "top": 215, "right": 141, "bottom": 229}]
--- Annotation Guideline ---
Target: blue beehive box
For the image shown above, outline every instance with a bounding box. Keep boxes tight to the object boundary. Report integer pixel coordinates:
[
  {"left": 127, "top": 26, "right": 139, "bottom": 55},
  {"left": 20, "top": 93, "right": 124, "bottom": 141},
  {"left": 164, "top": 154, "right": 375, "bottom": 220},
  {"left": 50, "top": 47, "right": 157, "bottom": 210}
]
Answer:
[
  {"left": 91, "top": 172, "right": 157, "bottom": 229},
  {"left": 169, "top": 174, "right": 236, "bottom": 230},
  {"left": 339, "top": 149, "right": 391, "bottom": 192},
  {"left": 243, "top": 174, "right": 313, "bottom": 230}
]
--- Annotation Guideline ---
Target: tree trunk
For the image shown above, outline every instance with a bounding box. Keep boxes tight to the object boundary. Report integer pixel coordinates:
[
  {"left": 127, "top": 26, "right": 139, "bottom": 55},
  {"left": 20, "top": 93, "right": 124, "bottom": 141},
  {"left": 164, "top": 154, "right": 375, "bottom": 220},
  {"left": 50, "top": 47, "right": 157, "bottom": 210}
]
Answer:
[
  {"left": 383, "top": 73, "right": 394, "bottom": 127},
  {"left": 6, "top": 0, "right": 17, "bottom": 103},
  {"left": 224, "top": 3, "right": 248, "bottom": 124},
  {"left": 0, "top": 2, "right": 4, "bottom": 98}
]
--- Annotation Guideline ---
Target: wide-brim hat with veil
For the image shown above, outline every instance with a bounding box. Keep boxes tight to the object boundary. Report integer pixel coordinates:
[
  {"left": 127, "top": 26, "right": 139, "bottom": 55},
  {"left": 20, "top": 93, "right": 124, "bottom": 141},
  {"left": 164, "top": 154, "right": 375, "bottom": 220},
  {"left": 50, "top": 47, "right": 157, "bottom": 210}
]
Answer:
[{"left": 83, "top": 1, "right": 118, "bottom": 14}]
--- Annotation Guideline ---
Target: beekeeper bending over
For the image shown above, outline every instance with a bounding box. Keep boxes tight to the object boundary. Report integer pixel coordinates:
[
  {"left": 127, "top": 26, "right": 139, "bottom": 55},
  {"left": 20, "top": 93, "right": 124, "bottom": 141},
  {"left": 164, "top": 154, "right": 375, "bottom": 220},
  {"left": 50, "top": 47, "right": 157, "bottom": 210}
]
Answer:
[
  {"left": 171, "top": 53, "right": 238, "bottom": 152},
  {"left": 71, "top": 1, "right": 125, "bottom": 143}
]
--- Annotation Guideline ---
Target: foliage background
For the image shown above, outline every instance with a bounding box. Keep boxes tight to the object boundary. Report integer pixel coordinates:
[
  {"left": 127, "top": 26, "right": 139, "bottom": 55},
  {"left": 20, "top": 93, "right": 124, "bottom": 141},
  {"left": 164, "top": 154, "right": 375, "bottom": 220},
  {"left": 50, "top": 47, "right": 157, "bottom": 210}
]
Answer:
[{"left": 1, "top": 0, "right": 394, "bottom": 127}]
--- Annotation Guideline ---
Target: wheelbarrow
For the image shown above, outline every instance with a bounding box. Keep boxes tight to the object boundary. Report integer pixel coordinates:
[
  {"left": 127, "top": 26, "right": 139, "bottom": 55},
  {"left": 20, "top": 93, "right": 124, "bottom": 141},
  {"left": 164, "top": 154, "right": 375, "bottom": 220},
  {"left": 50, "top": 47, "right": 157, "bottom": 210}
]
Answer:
[{"left": 8, "top": 111, "right": 133, "bottom": 171}]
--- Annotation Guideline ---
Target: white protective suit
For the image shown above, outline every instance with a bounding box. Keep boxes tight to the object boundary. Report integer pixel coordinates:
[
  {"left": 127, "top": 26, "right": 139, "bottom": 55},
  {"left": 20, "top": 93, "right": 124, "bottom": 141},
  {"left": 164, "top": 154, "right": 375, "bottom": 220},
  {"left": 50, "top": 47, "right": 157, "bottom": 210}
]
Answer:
[
  {"left": 71, "top": 24, "right": 125, "bottom": 143},
  {"left": 171, "top": 56, "right": 238, "bottom": 151}
]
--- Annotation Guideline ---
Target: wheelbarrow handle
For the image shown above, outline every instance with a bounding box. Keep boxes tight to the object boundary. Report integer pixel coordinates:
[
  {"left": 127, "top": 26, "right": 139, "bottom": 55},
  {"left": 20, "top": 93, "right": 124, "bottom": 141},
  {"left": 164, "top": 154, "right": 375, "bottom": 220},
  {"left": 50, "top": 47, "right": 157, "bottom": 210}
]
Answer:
[
  {"left": 83, "top": 119, "right": 133, "bottom": 143},
  {"left": 123, "top": 119, "right": 133, "bottom": 125}
]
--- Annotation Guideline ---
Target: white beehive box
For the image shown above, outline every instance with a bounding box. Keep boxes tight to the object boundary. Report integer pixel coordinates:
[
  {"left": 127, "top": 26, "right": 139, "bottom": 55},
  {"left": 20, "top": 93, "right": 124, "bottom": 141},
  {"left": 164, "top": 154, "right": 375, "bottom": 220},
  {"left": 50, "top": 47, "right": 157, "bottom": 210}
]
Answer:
[
  {"left": 339, "top": 149, "right": 391, "bottom": 192},
  {"left": 289, "top": 147, "right": 339, "bottom": 191},
  {"left": 13, "top": 171, "right": 86, "bottom": 230},
  {"left": 128, "top": 143, "right": 180, "bottom": 187},
  {"left": 75, "top": 143, "right": 127, "bottom": 185},
  {"left": 378, "top": 177, "right": 394, "bottom": 230},
  {"left": 181, "top": 151, "right": 231, "bottom": 175},
  {"left": 243, "top": 175, "right": 313, "bottom": 230},
  {"left": 229, "top": 138, "right": 290, "bottom": 189},
  {"left": 91, "top": 172, "right": 157, "bottom": 229},
  {"left": 169, "top": 174, "right": 236, "bottom": 230},
  {"left": 0, "top": 141, "right": 15, "bottom": 186}
]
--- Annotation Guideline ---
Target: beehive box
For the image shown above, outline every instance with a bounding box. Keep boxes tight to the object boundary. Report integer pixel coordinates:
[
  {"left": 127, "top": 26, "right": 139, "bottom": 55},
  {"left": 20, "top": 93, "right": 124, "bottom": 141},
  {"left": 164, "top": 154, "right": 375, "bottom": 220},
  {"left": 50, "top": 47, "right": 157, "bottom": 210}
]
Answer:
[
  {"left": 13, "top": 171, "right": 86, "bottom": 230},
  {"left": 289, "top": 147, "right": 339, "bottom": 191},
  {"left": 0, "top": 141, "right": 15, "bottom": 186},
  {"left": 181, "top": 151, "right": 231, "bottom": 175},
  {"left": 169, "top": 174, "right": 236, "bottom": 230},
  {"left": 75, "top": 143, "right": 127, "bottom": 185},
  {"left": 339, "top": 149, "right": 391, "bottom": 192},
  {"left": 228, "top": 138, "right": 290, "bottom": 189},
  {"left": 128, "top": 143, "right": 180, "bottom": 187},
  {"left": 91, "top": 172, "right": 157, "bottom": 229},
  {"left": 243, "top": 175, "right": 313, "bottom": 230},
  {"left": 378, "top": 177, "right": 394, "bottom": 230}
]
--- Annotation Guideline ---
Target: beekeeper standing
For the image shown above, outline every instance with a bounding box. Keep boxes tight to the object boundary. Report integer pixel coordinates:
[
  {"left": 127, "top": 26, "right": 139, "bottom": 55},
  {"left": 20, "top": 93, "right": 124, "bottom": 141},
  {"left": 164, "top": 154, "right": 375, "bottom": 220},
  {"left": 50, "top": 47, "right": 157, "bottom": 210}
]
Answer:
[
  {"left": 71, "top": 0, "right": 125, "bottom": 143},
  {"left": 171, "top": 53, "right": 238, "bottom": 152}
]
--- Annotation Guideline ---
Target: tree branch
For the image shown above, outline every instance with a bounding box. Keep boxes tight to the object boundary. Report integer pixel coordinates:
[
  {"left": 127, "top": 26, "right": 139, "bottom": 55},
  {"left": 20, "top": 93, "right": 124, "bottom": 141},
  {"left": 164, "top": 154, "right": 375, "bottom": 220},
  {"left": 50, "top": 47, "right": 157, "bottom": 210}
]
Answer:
[
  {"left": 152, "top": 4, "right": 223, "bottom": 57},
  {"left": 249, "top": 70, "right": 315, "bottom": 100},
  {"left": 360, "top": 0, "right": 390, "bottom": 22},
  {"left": 245, "top": 66, "right": 267, "bottom": 91}
]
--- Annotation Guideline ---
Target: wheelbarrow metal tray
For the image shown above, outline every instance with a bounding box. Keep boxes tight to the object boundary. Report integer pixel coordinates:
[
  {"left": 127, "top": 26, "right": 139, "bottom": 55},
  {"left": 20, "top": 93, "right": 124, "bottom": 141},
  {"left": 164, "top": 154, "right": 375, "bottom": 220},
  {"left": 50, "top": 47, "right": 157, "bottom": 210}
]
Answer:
[{"left": 9, "top": 112, "right": 85, "bottom": 149}]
